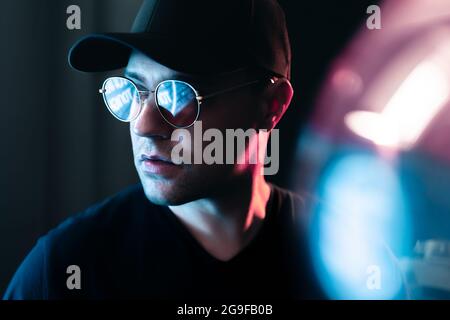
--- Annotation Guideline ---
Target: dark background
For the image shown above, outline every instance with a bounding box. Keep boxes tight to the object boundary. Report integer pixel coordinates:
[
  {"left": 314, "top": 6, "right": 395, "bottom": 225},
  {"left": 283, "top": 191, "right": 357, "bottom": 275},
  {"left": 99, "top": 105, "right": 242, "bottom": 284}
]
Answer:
[{"left": 0, "top": 0, "right": 378, "bottom": 294}]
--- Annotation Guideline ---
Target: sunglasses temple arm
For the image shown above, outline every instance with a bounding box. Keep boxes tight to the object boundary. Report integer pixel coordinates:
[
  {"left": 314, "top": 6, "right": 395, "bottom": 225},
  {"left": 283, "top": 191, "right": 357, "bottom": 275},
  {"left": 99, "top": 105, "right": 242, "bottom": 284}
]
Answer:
[{"left": 198, "top": 80, "right": 260, "bottom": 101}]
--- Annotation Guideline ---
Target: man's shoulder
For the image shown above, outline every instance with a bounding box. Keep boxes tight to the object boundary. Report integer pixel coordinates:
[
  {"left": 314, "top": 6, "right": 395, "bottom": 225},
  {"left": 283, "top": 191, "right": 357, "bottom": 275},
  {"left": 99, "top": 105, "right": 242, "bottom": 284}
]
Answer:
[
  {"left": 3, "top": 184, "right": 160, "bottom": 299},
  {"left": 49, "top": 184, "right": 144, "bottom": 234},
  {"left": 41, "top": 184, "right": 162, "bottom": 257}
]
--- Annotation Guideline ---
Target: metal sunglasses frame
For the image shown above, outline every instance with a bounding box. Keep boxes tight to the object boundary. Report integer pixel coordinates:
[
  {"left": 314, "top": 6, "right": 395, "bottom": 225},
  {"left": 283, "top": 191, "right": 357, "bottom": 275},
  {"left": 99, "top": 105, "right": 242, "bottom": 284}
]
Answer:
[{"left": 99, "top": 73, "right": 276, "bottom": 128}]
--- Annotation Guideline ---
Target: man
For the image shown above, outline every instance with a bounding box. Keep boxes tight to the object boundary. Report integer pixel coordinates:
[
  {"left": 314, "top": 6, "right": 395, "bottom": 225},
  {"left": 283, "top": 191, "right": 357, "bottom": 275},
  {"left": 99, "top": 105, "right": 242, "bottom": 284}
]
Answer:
[{"left": 4, "top": 0, "right": 325, "bottom": 299}]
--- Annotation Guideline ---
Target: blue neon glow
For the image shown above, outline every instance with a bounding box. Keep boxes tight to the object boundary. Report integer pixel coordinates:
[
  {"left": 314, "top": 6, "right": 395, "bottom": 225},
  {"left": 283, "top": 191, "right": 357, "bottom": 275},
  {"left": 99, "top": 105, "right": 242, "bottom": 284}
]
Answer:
[{"left": 310, "top": 153, "right": 411, "bottom": 299}]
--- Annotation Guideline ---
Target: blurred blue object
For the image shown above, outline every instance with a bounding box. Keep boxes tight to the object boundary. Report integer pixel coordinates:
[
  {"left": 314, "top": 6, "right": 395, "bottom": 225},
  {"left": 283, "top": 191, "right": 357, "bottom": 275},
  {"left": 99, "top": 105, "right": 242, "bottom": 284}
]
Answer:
[{"left": 309, "top": 152, "right": 411, "bottom": 299}]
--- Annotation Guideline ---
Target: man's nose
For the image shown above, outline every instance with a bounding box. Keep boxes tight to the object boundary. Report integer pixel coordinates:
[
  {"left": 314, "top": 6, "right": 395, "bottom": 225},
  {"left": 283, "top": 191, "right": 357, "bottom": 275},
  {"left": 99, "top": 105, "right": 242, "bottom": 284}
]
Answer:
[{"left": 131, "top": 98, "right": 173, "bottom": 139}]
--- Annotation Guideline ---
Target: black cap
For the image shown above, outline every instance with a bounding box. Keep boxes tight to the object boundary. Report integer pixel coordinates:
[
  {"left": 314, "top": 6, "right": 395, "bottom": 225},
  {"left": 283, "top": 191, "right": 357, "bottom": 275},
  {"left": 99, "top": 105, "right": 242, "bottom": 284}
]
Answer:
[{"left": 68, "top": 0, "right": 291, "bottom": 79}]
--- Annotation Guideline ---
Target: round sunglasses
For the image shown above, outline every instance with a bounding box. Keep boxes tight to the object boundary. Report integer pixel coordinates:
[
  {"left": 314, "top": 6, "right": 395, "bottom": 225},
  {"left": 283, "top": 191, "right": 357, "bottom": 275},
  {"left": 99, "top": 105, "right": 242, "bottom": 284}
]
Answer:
[{"left": 99, "top": 74, "right": 273, "bottom": 128}]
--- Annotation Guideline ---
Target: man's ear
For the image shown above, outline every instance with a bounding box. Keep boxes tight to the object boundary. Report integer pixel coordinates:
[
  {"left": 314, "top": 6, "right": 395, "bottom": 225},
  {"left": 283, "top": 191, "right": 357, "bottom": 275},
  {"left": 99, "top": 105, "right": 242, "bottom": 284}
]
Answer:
[{"left": 260, "top": 78, "right": 294, "bottom": 131}]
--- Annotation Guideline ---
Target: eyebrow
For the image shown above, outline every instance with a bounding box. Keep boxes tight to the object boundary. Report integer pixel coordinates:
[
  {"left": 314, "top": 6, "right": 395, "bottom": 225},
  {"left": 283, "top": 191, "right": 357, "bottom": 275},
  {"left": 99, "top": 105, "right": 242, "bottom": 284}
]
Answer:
[
  {"left": 123, "top": 71, "right": 147, "bottom": 85},
  {"left": 123, "top": 70, "right": 205, "bottom": 90}
]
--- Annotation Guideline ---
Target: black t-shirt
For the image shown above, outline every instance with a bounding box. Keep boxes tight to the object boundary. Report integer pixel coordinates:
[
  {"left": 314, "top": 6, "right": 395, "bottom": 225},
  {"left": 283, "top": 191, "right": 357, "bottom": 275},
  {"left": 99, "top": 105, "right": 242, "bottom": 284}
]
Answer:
[{"left": 3, "top": 183, "right": 326, "bottom": 300}]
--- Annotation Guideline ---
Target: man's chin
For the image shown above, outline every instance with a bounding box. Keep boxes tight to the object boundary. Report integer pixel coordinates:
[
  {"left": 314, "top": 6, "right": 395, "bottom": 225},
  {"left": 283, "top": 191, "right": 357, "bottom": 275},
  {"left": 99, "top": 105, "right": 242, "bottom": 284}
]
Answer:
[{"left": 140, "top": 178, "right": 194, "bottom": 206}]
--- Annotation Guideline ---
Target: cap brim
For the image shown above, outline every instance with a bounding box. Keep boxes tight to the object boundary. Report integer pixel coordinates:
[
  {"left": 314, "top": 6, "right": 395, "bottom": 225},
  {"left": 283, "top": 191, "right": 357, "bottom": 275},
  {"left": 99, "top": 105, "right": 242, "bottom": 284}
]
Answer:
[{"left": 68, "top": 33, "right": 249, "bottom": 74}]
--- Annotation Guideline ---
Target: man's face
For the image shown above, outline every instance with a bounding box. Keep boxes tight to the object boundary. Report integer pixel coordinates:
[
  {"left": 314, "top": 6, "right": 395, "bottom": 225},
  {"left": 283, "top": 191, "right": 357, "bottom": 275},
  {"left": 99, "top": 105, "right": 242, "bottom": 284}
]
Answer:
[{"left": 126, "top": 51, "right": 266, "bottom": 205}]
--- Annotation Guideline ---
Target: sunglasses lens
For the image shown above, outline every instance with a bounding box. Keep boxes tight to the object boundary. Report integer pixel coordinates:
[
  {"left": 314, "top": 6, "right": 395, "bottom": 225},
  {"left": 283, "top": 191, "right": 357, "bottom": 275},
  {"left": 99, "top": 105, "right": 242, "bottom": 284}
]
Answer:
[
  {"left": 102, "top": 77, "right": 141, "bottom": 121},
  {"left": 156, "top": 80, "right": 199, "bottom": 127}
]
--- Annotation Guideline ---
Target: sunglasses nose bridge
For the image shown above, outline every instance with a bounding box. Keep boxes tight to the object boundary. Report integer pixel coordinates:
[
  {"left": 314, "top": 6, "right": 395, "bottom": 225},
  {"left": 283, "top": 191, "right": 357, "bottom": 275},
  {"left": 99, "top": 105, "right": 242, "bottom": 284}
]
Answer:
[
  {"left": 139, "top": 92, "right": 150, "bottom": 106},
  {"left": 135, "top": 91, "right": 157, "bottom": 118}
]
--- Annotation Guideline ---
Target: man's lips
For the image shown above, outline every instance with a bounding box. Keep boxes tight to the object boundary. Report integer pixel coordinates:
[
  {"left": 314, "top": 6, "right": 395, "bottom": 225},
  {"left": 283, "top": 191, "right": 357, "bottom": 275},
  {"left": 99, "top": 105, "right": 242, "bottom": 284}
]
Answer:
[
  {"left": 139, "top": 153, "right": 181, "bottom": 175},
  {"left": 140, "top": 154, "right": 175, "bottom": 164}
]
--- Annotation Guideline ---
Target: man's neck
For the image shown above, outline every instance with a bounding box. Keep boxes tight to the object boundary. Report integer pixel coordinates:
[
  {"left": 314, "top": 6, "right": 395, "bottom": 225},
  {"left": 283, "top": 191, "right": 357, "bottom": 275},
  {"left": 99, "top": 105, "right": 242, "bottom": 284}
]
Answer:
[{"left": 168, "top": 172, "right": 272, "bottom": 262}]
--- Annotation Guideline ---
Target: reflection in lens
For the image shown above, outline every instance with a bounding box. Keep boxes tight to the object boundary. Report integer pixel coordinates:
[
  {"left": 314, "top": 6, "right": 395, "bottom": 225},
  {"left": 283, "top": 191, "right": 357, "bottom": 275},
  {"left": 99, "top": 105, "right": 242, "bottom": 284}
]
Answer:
[
  {"left": 103, "top": 77, "right": 140, "bottom": 121},
  {"left": 156, "top": 80, "right": 198, "bottom": 127}
]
